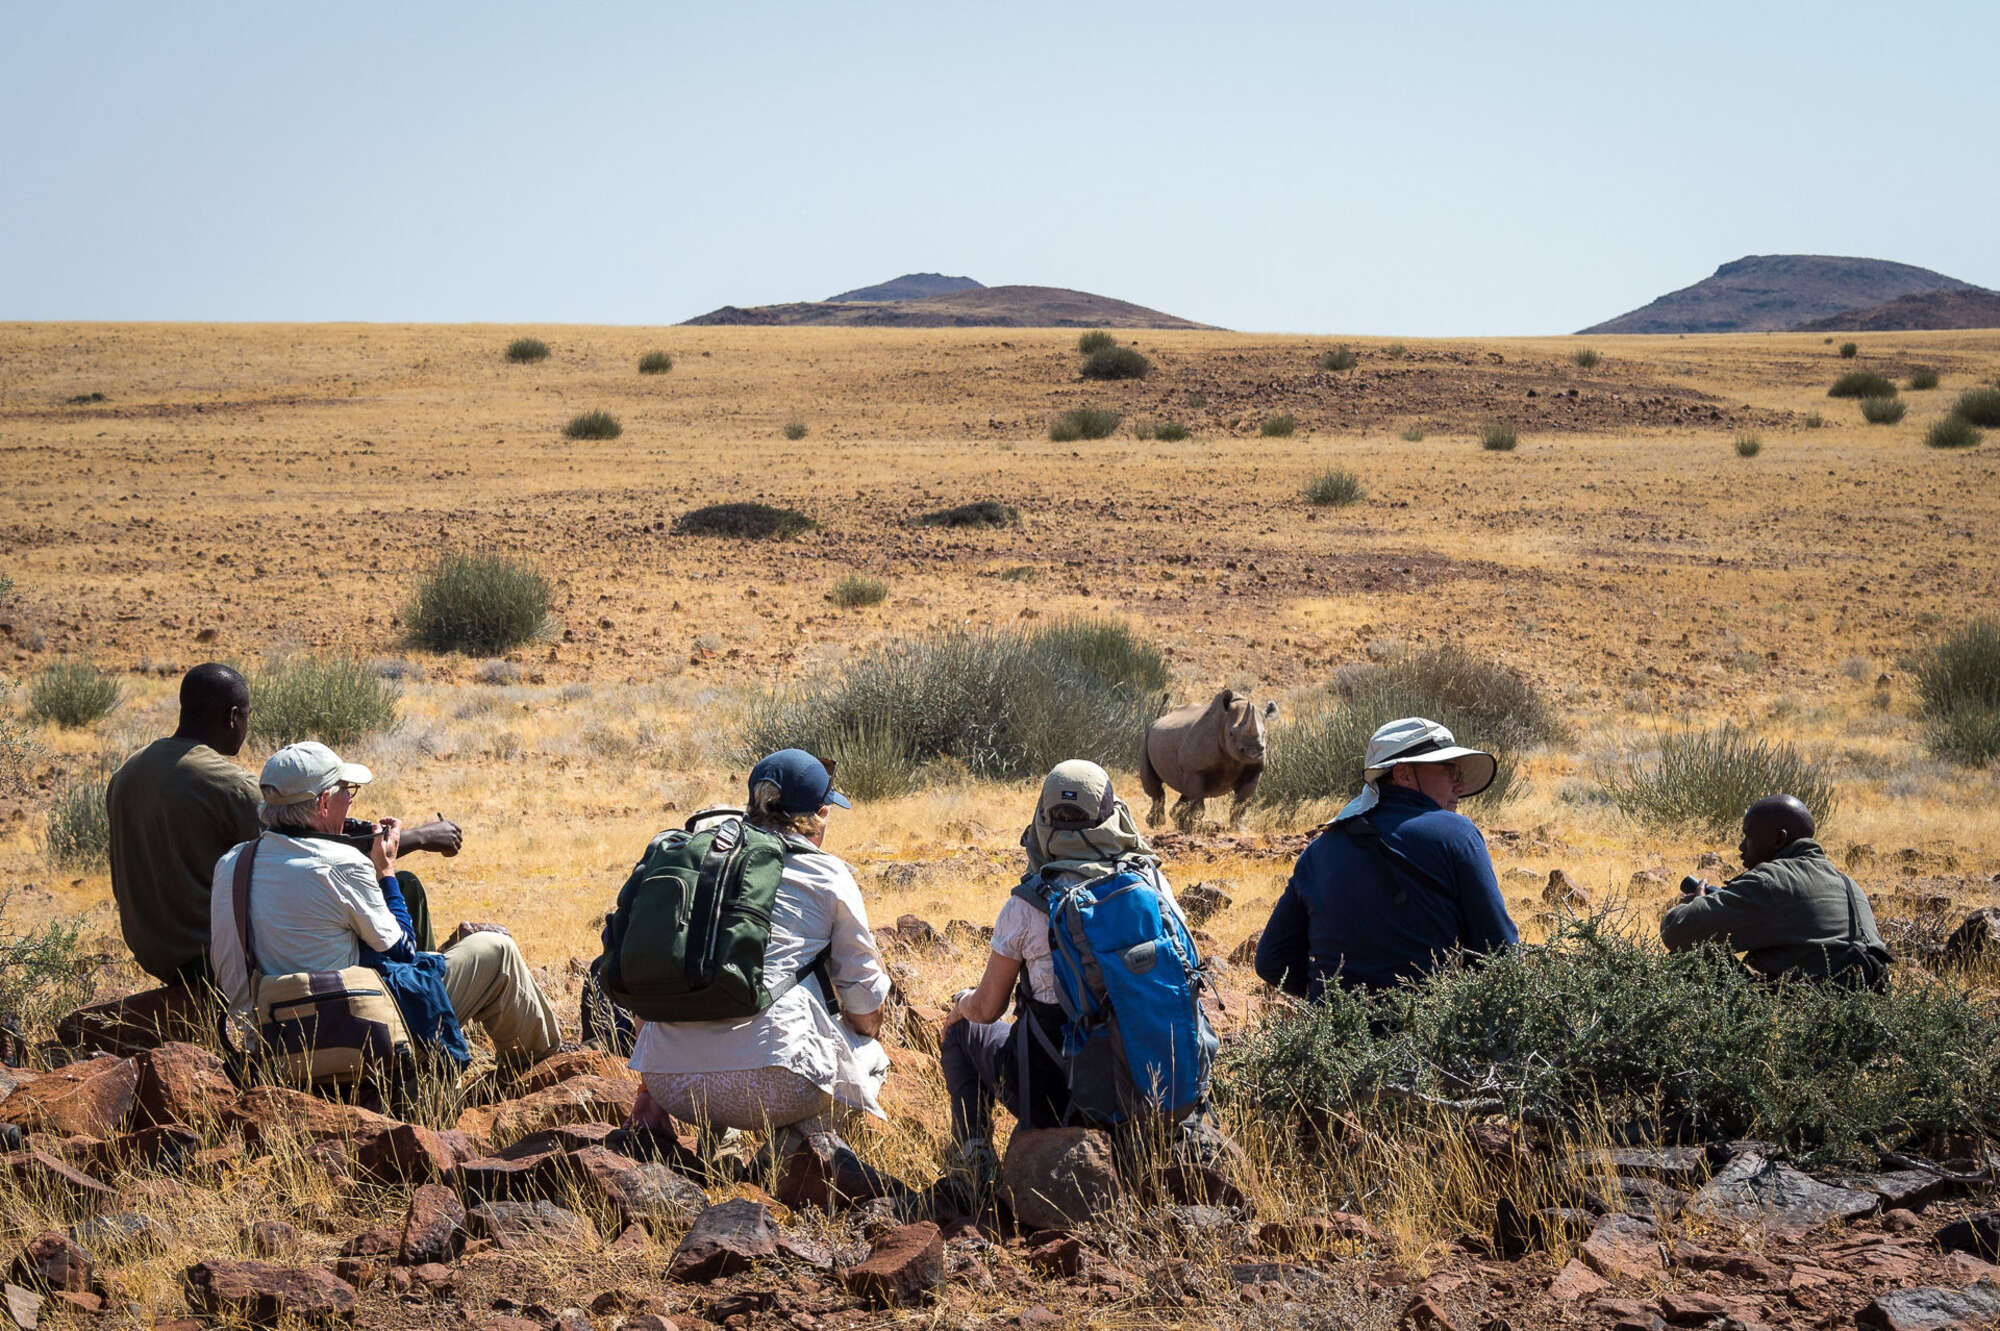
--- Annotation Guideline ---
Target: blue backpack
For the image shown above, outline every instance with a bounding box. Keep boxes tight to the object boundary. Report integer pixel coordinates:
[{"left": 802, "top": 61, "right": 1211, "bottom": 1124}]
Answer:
[{"left": 1013, "top": 860, "right": 1219, "bottom": 1127}]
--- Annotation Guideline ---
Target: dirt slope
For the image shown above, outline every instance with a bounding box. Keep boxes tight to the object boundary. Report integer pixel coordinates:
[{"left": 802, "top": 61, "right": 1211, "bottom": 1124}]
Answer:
[
  {"left": 1793, "top": 285, "right": 2000, "bottom": 332},
  {"left": 683, "top": 283, "right": 1211, "bottom": 328},
  {"left": 826, "top": 273, "right": 984, "bottom": 302},
  {"left": 1580, "top": 254, "right": 1976, "bottom": 334}
]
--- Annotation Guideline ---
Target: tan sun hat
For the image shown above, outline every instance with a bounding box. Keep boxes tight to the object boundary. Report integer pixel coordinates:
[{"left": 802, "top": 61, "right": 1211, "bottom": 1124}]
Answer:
[
  {"left": 259, "top": 741, "right": 373, "bottom": 807},
  {"left": 1334, "top": 717, "right": 1495, "bottom": 820}
]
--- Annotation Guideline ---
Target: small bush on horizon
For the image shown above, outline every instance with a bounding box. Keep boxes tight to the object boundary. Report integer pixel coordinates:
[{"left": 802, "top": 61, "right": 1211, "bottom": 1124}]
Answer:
[
  {"left": 406, "top": 549, "right": 551, "bottom": 655},
  {"left": 829, "top": 575, "right": 888, "bottom": 609},
  {"left": 1735, "top": 434, "right": 1762, "bottom": 457},
  {"left": 1383, "top": 343, "right": 1407, "bottom": 360},
  {"left": 1802, "top": 412, "right": 1825, "bottom": 429},
  {"left": 783, "top": 418, "right": 808, "bottom": 440},
  {"left": 1828, "top": 371, "right": 1896, "bottom": 399},
  {"left": 564, "top": 410, "right": 621, "bottom": 440},
  {"left": 1915, "top": 619, "right": 2000, "bottom": 765},
  {"left": 638, "top": 351, "right": 673, "bottom": 375},
  {"left": 1049, "top": 407, "right": 1122, "bottom": 442},
  {"left": 249, "top": 654, "right": 401, "bottom": 748},
  {"left": 1142, "top": 420, "right": 1191, "bottom": 442},
  {"left": 27, "top": 662, "right": 121, "bottom": 729},
  {"left": 1926, "top": 416, "right": 1984, "bottom": 449},
  {"left": 1953, "top": 388, "right": 2000, "bottom": 428},
  {"left": 921, "top": 500, "right": 1019, "bottom": 529},
  {"left": 1080, "top": 345, "right": 1151, "bottom": 381},
  {"left": 1399, "top": 425, "right": 1425, "bottom": 442},
  {"left": 1573, "top": 347, "right": 1601, "bottom": 369},
  {"left": 1318, "top": 346, "right": 1358, "bottom": 372},
  {"left": 1860, "top": 396, "right": 1907, "bottom": 425},
  {"left": 1907, "top": 366, "right": 1939, "bottom": 391},
  {"left": 674, "top": 502, "right": 818, "bottom": 540},
  {"left": 1601, "top": 724, "right": 1838, "bottom": 834},
  {"left": 504, "top": 337, "right": 550, "bottom": 363},
  {"left": 1481, "top": 423, "right": 1519, "bottom": 451},
  {"left": 1839, "top": 342, "right": 1859, "bottom": 358},
  {"left": 1303, "top": 468, "right": 1364, "bottom": 506},
  {"left": 1260, "top": 413, "right": 1297, "bottom": 438},
  {"left": 1077, "top": 330, "right": 1117, "bottom": 354}
]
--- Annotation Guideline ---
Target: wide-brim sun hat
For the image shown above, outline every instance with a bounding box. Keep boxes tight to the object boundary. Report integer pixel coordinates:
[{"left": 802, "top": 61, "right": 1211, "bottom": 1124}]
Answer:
[{"left": 1362, "top": 717, "right": 1496, "bottom": 797}]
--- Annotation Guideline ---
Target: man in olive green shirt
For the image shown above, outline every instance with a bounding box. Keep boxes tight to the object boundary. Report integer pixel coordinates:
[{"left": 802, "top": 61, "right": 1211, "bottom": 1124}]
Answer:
[
  {"left": 107, "top": 664, "right": 463, "bottom": 987},
  {"left": 1660, "top": 794, "right": 1892, "bottom": 988}
]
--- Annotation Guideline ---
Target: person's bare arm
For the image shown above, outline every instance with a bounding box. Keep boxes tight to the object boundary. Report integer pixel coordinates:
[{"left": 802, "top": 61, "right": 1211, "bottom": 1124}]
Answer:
[
  {"left": 396, "top": 816, "right": 462, "bottom": 857},
  {"left": 843, "top": 1005, "right": 884, "bottom": 1038},
  {"left": 942, "top": 951, "right": 1022, "bottom": 1029}
]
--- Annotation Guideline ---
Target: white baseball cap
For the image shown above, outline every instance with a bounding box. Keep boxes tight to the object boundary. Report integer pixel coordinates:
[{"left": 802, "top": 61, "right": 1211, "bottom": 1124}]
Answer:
[{"left": 259, "top": 741, "right": 373, "bottom": 807}]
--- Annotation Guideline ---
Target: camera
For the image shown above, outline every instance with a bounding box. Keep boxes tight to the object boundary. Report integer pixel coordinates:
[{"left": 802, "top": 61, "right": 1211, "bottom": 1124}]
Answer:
[
  {"left": 332, "top": 817, "right": 382, "bottom": 854},
  {"left": 1680, "top": 875, "right": 1710, "bottom": 896}
]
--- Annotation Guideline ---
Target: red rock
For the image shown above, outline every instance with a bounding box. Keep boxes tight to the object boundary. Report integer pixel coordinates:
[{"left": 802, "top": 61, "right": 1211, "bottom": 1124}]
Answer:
[
  {"left": 667, "top": 1199, "right": 777, "bottom": 1281},
  {"left": 410, "top": 1262, "right": 453, "bottom": 1292},
  {"left": 567, "top": 1146, "right": 707, "bottom": 1226},
  {"left": 1000, "top": 1128, "right": 1123, "bottom": 1231},
  {"left": 1398, "top": 1293, "right": 1458, "bottom": 1331},
  {"left": 54, "top": 987, "right": 215, "bottom": 1059},
  {"left": 0, "top": 1150, "right": 117, "bottom": 1214},
  {"left": 1025, "top": 1236, "right": 1082, "bottom": 1276},
  {"left": 0, "top": 1056, "right": 138, "bottom": 1138},
  {"left": 246, "top": 1221, "right": 298, "bottom": 1258},
  {"left": 225, "top": 1087, "right": 390, "bottom": 1148},
  {"left": 841, "top": 1221, "right": 943, "bottom": 1308},
  {"left": 454, "top": 1076, "right": 637, "bottom": 1150},
  {"left": 1160, "top": 1162, "right": 1247, "bottom": 1209},
  {"left": 1856, "top": 1280, "right": 2000, "bottom": 1330},
  {"left": 132, "top": 1043, "right": 234, "bottom": 1129},
  {"left": 509, "top": 1050, "right": 635, "bottom": 1095},
  {"left": 1581, "top": 1214, "right": 1664, "bottom": 1281},
  {"left": 1, "top": 1283, "right": 40, "bottom": 1330},
  {"left": 590, "top": 1287, "right": 662, "bottom": 1315},
  {"left": 334, "top": 1229, "right": 398, "bottom": 1259},
  {"left": 466, "top": 1200, "right": 593, "bottom": 1251},
  {"left": 608, "top": 1225, "right": 651, "bottom": 1255},
  {"left": 1659, "top": 1291, "right": 1745, "bottom": 1325},
  {"left": 399, "top": 1184, "right": 466, "bottom": 1265},
  {"left": 1548, "top": 1258, "right": 1609, "bottom": 1302},
  {"left": 353, "top": 1122, "right": 457, "bottom": 1185},
  {"left": 47, "top": 1289, "right": 102, "bottom": 1315},
  {"left": 72, "top": 1123, "right": 198, "bottom": 1176},
  {"left": 617, "top": 1318, "right": 680, "bottom": 1331},
  {"left": 10, "top": 1232, "right": 90, "bottom": 1293},
  {"left": 1673, "top": 1245, "right": 1783, "bottom": 1283},
  {"left": 184, "top": 1260, "right": 357, "bottom": 1326}
]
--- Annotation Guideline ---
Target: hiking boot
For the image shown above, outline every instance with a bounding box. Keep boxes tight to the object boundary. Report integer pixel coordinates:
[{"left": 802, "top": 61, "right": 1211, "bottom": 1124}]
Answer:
[
  {"left": 933, "top": 1137, "right": 1001, "bottom": 1220},
  {"left": 774, "top": 1129, "right": 912, "bottom": 1212}
]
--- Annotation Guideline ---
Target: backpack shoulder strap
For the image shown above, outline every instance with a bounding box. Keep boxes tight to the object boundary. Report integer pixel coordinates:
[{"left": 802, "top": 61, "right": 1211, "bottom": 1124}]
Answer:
[
  {"left": 1336, "top": 815, "right": 1453, "bottom": 907},
  {"left": 231, "top": 837, "right": 263, "bottom": 977}
]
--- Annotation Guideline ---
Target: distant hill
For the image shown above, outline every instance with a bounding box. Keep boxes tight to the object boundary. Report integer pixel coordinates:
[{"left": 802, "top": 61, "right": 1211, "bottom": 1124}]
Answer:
[
  {"left": 683, "top": 276, "right": 1211, "bottom": 329},
  {"left": 1793, "top": 286, "right": 2000, "bottom": 332},
  {"left": 1579, "top": 255, "right": 1978, "bottom": 334},
  {"left": 826, "top": 273, "right": 983, "bottom": 302}
]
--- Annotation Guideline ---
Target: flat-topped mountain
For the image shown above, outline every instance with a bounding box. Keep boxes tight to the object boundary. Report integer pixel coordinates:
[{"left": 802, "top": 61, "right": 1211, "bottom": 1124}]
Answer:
[
  {"left": 683, "top": 275, "right": 1211, "bottom": 329},
  {"left": 1793, "top": 286, "right": 2000, "bottom": 332},
  {"left": 1580, "top": 255, "right": 1978, "bottom": 334}
]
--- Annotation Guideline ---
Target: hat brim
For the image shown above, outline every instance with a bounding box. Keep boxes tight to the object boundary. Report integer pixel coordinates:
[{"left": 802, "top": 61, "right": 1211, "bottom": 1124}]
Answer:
[
  {"left": 1368, "top": 746, "right": 1496, "bottom": 798},
  {"left": 824, "top": 788, "right": 852, "bottom": 810},
  {"left": 335, "top": 761, "right": 374, "bottom": 788}
]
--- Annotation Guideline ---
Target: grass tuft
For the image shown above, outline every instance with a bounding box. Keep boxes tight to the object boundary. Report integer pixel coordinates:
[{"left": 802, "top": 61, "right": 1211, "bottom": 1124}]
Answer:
[
  {"left": 1383, "top": 343, "right": 1407, "bottom": 359},
  {"left": 1079, "top": 346, "right": 1151, "bottom": 381},
  {"left": 1925, "top": 415, "right": 1984, "bottom": 449},
  {"left": 405, "top": 549, "right": 552, "bottom": 655},
  {"left": 920, "top": 500, "right": 1019, "bottom": 529},
  {"left": 39, "top": 761, "right": 113, "bottom": 871},
  {"left": 638, "top": 351, "right": 673, "bottom": 375},
  {"left": 1839, "top": 341, "right": 1858, "bottom": 358},
  {"left": 1734, "top": 434, "right": 1762, "bottom": 457},
  {"left": 1399, "top": 426, "right": 1425, "bottom": 443},
  {"left": 1076, "top": 330, "right": 1117, "bottom": 354},
  {"left": 27, "top": 662, "right": 121, "bottom": 728},
  {"left": 1260, "top": 413, "right": 1297, "bottom": 438},
  {"left": 674, "top": 502, "right": 817, "bottom": 540},
  {"left": 783, "top": 418, "right": 808, "bottom": 440},
  {"left": 1318, "top": 346, "right": 1358, "bottom": 372},
  {"left": 1048, "top": 407, "right": 1122, "bottom": 442},
  {"left": 1601, "top": 724, "right": 1838, "bottom": 833},
  {"left": 1302, "top": 468, "right": 1365, "bottom": 506},
  {"left": 1907, "top": 366, "right": 1939, "bottom": 391},
  {"left": 1480, "top": 423, "right": 1518, "bottom": 451},
  {"left": 1802, "top": 411, "right": 1825, "bottom": 429},
  {"left": 249, "top": 654, "right": 402, "bottom": 748},
  {"left": 1952, "top": 388, "right": 2000, "bottom": 428},
  {"left": 1860, "top": 396, "right": 1907, "bottom": 425},
  {"left": 504, "top": 337, "right": 549, "bottom": 363},
  {"left": 1139, "top": 420, "right": 1191, "bottom": 442},
  {"left": 563, "top": 410, "right": 622, "bottom": 440},
  {"left": 1829, "top": 371, "right": 1895, "bottom": 399},
  {"left": 829, "top": 574, "right": 887, "bottom": 608},
  {"left": 1572, "top": 348, "right": 1601, "bottom": 369},
  {"left": 1915, "top": 619, "right": 2000, "bottom": 765}
]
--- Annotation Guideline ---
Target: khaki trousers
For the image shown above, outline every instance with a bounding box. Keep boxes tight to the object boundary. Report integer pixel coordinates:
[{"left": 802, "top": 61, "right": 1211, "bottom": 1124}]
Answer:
[{"left": 442, "top": 932, "right": 560, "bottom": 1060}]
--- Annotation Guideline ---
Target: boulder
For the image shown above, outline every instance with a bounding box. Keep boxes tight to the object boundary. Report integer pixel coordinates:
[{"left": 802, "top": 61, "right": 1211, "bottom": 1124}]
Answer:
[
  {"left": 70, "top": 1123, "right": 198, "bottom": 1177},
  {"left": 466, "top": 1200, "right": 593, "bottom": 1252},
  {"left": 70, "top": 1212, "right": 170, "bottom": 1262},
  {"left": 509, "top": 1050, "right": 636, "bottom": 1096},
  {"left": 1855, "top": 1280, "right": 2000, "bottom": 1330},
  {"left": 54, "top": 987, "right": 215, "bottom": 1059},
  {"left": 0, "top": 1056, "right": 138, "bottom": 1138},
  {"left": 0, "top": 1151, "right": 117, "bottom": 1215},
  {"left": 667, "top": 1199, "right": 777, "bottom": 1282},
  {"left": 1934, "top": 1212, "right": 2000, "bottom": 1263},
  {"left": 183, "top": 1261, "right": 357, "bottom": 1326},
  {"left": 1580, "top": 1214, "right": 1665, "bottom": 1282},
  {"left": 1178, "top": 882, "right": 1233, "bottom": 926},
  {"left": 1942, "top": 908, "right": 2000, "bottom": 967},
  {"left": 457, "top": 1150, "right": 560, "bottom": 1200},
  {"left": 455, "top": 1075, "right": 638, "bottom": 1150},
  {"left": 245, "top": 1221, "right": 298, "bottom": 1258},
  {"left": 1001, "top": 1128, "right": 1123, "bottom": 1230},
  {"left": 132, "top": 1043, "right": 234, "bottom": 1129},
  {"left": 1684, "top": 1152, "right": 1879, "bottom": 1236},
  {"left": 352, "top": 1122, "right": 458, "bottom": 1186},
  {"left": 9, "top": 1233, "right": 89, "bottom": 1294},
  {"left": 567, "top": 1147, "right": 706, "bottom": 1227},
  {"left": 1542, "top": 869, "right": 1590, "bottom": 908},
  {"left": 225, "top": 1087, "right": 390, "bottom": 1147},
  {"left": 399, "top": 1184, "right": 466, "bottom": 1265},
  {"left": 841, "top": 1222, "right": 943, "bottom": 1308}
]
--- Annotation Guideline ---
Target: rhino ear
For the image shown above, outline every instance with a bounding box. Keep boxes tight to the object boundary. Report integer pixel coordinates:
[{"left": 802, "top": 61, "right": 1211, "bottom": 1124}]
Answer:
[
  {"left": 1213, "top": 688, "right": 1236, "bottom": 708},
  {"left": 1263, "top": 701, "right": 1279, "bottom": 718}
]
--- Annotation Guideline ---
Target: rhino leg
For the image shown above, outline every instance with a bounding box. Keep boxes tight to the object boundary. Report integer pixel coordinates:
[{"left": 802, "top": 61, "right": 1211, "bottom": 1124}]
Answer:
[
  {"left": 1171, "top": 795, "right": 1204, "bottom": 832},
  {"left": 1146, "top": 796, "right": 1166, "bottom": 828},
  {"left": 1228, "top": 767, "right": 1263, "bottom": 827}
]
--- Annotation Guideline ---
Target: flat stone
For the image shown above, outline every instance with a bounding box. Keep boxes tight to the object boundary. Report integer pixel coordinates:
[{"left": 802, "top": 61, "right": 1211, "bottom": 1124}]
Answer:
[
  {"left": 353, "top": 1123, "right": 458, "bottom": 1185},
  {"left": 1855, "top": 1280, "right": 2000, "bottom": 1331},
  {"left": 1001, "top": 1127, "right": 1123, "bottom": 1231},
  {"left": 70, "top": 1211, "right": 169, "bottom": 1261},
  {"left": 666, "top": 1199, "right": 777, "bottom": 1282},
  {"left": 455, "top": 1075, "right": 638, "bottom": 1151},
  {"left": 1685, "top": 1152, "right": 1878, "bottom": 1236},
  {"left": 0, "top": 1056, "right": 138, "bottom": 1138},
  {"left": 2, "top": 1283, "right": 42, "bottom": 1331},
  {"left": 9, "top": 1233, "right": 90, "bottom": 1294},
  {"left": 1584, "top": 1146, "right": 1710, "bottom": 1182},
  {"left": 509, "top": 1050, "right": 635, "bottom": 1095},
  {"left": 567, "top": 1146, "right": 706, "bottom": 1226},
  {"left": 132, "top": 1043, "right": 234, "bottom": 1129},
  {"left": 54, "top": 987, "right": 215, "bottom": 1059},
  {"left": 841, "top": 1221, "right": 943, "bottom": 1308},
  {"left": 399, "top": 1184, "right": 466, "bottom": 1265},
  {"left": 467, "top": 1200, "right": 593, "bottom": 1252},
  {"left": 1829, "top": 1170, "right": 1951, "bottom": 1212},
  {"left": 225, "top": 1087, "right": 390, "bottom": 1147},
  {"left": 1934, "top": 1212, "right": 2000, "bottom": 1262},
  {"left": 0, "top": 1151, "right": 116, "bottom": 1215},
  {"left": 1548, "top": 1258, "right": 1609, "bottom": 1302},
  {"left": 183, "top": 1260, "right": 357, "bottom": 1326},
  {"left": 1672, "top": 1244, "right": 1783, "bottom": 1283},
  {"left": 1581, "top": 1214, "right": 1664, "bottom": 1282}
]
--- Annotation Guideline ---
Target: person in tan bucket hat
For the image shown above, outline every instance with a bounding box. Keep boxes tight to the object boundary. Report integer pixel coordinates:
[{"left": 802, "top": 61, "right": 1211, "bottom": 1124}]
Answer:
[{"left": 1256, "top": 717, "right": 1516, "bottom": 996}]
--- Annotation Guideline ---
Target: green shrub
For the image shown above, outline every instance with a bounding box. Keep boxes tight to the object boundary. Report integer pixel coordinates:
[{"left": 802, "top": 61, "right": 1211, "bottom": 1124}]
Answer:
[
  {"left": 249, "top": 654, "right": 401, "bottom": 748},
  {"left": 783, "top": 418, "right": 808, "bottom": 440},
  {"left": 1802, "top": 412, "right": 1825, "bottom": 429},
  {"left": 405, "top": 549, "right": 551, "bottom": 654},
  {"left": 638, "top": 351, "right": 673, "bottom": 375},
  {"left": 1260, "top": 413, "right": 1297, "bottom": 438},
  {"left": 1953, "top": 388, "right": 2000, "bottom": 427},
  {"left": 66, "top": 392, "right": 106, "bottom": 404},
  {"left": 40, "top": 761, "right": 111, "bottom": 870},
  {"left": 0, "top": 899, "right": 97, "bottom": 1040},
  {"left": 1049, "top": 407, "right": 1122, "bottom": 442},
  {"left": 1829, "top": 371, "right": 1896, "bottom": 399},
  {"left": 1258, "top": 645, "right": 1561, "bottom": 807},
  {"left": 1572, "top": 348, "right": 1601, "bottom": 369},
  {"left": 1303, "top": 468, "right": 1364, "bottom": 506},
  {"left": 0, "top": 686, "right": 36, "bottom": 797},
  {"left": 1218, "top": 911, "right": 2000, "bottom": 1167},
  {"left": 1735, "top": 434, "right": 1762, "bottom": 457},
  {"left": 1080, "top": 346, "right": 1151, "bottom": 381},
  {"left": 1915, "top": 619, "right": 2000, "bottom": 765},
  {"left": 674, "top": 502, "right": 818, "bottom": 539},
  {"left": 1926, "top": 416, "right": 1984, "bottom": 449},
  {"left": 830, "top": 575, "right": 887, "bottom": 608},
  {"left": 1318, "top": 346, "right": 1358, "bottom": 372},
  {"left": 505, "top": 337, "right": 550, "bottom": 363},
  {"left": 1860, "top": 396, "right": 1907, "bottom": 425},
  {"left": 1383, "top": 343, "right": 1407, "bottom": 360},
  {"left": 1480, "top": 423, "right": 1518, "bottom": 451},
  {"left": 920, "top": 500, "right": 1019, "bottom": 529},
  {"left": 1601, "top": 724, "right": 1837, "bottom": 833},
  {"left": 1907, "top": 367, "right": 1939, "bottom": 391},
  {"left": 1839, "top": 341, "right": 1858, "bottom": 358},
  {"left": 1399, "top": 426, "right": 1425, "bottom": 443},
  {"left": 0, "top": 572, "right": 12, "bottom": 600},
  {"left": 563, "top": 410, "right": 622, "bottom": 440},
  {"left": 1144, "top": 420, "right": 1191, "bottom": 442},
  {"left": 1077, "top": 330, "right": 1117, "bottom": 354},
  {"left": 740, "top": 618, "right": 1166, "bottom": 786},
  {"left": 1926, "top": 704, "right": 2000, "bottom": 766},
  {"left": 28, "top": 663, "right": 122, "bottom": 729}
]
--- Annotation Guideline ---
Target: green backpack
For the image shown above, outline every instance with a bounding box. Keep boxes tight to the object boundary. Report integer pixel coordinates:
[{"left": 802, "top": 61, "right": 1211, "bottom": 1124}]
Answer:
[{"left": 597, "top": 809, "right": 816, "bottom": 1023}]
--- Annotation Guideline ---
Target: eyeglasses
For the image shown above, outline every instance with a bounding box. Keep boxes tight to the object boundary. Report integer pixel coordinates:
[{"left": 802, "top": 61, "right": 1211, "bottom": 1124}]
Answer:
[{"left": 332, "top": 782, "right": 362, "bottom": 797}]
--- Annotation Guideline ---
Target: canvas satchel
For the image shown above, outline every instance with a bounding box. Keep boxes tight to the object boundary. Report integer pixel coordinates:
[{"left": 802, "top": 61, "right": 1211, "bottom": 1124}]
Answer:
[{"left": 230, "top": 837, "right": 415, "bottom": 1089}]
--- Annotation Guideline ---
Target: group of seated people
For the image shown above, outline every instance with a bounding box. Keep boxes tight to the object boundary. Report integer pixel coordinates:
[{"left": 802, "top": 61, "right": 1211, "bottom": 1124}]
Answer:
[{"left": 105, "top": 664, "right": 1895, "bottom": 1183}]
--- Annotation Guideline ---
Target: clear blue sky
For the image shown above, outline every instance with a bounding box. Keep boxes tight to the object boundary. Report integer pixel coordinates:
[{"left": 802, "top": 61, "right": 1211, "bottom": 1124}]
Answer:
[{"left": 4, "top": 1, "right": 1995, "bottom": 334}]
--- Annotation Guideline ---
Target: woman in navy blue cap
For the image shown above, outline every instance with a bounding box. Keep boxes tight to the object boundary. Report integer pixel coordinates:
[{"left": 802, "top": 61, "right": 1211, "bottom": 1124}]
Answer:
[{"left": 626, "top": 749, "right": 896, "bottom": 1192}]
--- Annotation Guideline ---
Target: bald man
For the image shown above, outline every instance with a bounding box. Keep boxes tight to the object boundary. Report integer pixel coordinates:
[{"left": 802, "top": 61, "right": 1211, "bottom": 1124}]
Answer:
[{"left": 1660, "top": 795, "right": 1892, "bottom": 989}]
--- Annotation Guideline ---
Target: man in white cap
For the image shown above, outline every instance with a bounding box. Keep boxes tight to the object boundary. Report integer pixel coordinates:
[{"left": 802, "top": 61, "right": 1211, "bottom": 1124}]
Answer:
[
  {"left": 1256, "top": 717, "right": 1517, "bottom": 996},
  {"left": 210, "top": 741, "right": 561, "bottom": 1065}
]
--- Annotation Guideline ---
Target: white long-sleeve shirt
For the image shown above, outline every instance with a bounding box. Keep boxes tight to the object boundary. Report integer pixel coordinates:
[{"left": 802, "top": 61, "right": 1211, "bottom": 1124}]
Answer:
[{"left": 210, "top": 831, "right": 403, "bottom": 1020}]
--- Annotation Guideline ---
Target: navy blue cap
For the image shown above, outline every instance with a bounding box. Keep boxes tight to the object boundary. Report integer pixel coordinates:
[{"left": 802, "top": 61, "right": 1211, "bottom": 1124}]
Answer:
[{"left": 748, "top": 748, "right": 851, "bottom": 813}]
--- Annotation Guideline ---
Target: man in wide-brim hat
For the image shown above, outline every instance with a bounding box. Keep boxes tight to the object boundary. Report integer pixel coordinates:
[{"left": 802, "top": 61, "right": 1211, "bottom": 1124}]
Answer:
[{"left": 1255, "top": 717, "right": 1518, "bottom": 997}]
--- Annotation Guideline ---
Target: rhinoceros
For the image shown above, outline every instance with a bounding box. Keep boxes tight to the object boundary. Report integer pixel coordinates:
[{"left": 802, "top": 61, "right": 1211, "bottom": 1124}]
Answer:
[{"left": 1138, "top": 689, "right": 1278, "bottom": 828}]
